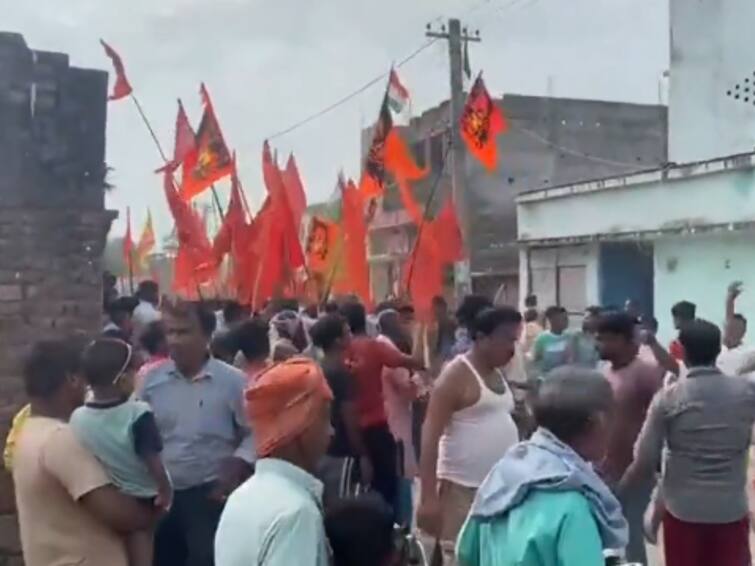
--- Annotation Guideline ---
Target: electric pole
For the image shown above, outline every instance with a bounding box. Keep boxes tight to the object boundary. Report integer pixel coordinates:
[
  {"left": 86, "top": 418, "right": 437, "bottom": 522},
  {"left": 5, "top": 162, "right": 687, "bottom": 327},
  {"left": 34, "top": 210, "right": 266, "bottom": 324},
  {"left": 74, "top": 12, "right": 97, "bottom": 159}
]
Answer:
[{"left": 426, "top": 18, "right": 481, "bottom": 299}]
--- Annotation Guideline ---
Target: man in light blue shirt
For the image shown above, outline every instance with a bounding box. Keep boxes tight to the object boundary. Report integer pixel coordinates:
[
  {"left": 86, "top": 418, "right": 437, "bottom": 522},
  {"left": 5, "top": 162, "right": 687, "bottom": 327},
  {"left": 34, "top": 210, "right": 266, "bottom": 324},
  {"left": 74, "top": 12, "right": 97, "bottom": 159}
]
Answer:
[
  {"left": 138, "top": 301, "right": 254, "bottom": 566},
  {"left": 215, "top": 358, "right": 334, "bottom": 566}
]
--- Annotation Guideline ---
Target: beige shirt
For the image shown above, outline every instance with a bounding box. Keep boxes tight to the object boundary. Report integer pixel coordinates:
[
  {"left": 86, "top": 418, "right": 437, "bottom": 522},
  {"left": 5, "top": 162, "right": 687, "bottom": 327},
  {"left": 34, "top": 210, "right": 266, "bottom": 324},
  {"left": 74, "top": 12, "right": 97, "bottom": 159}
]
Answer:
[{"left": 13, "top": 416, "right": 128, "bottom": 566}]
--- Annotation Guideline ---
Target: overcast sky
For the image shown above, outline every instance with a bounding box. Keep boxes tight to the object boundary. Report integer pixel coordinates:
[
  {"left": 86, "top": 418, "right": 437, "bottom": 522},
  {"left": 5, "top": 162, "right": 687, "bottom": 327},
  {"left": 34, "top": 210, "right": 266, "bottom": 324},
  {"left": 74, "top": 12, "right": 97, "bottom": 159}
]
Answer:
[{"left": 6, "top": 0, "right": 668, "bottom": 241}]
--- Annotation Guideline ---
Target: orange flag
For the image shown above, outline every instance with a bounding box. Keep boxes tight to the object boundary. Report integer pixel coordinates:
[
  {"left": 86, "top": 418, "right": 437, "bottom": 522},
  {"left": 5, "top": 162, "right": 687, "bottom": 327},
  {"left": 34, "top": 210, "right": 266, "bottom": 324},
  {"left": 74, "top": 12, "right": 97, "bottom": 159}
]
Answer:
[
  {"left": 157, "top": 99, "right": 196, "bottom": 173},
  {"left": 135, "top": 210, "right": 156, "bottom": 270},
  {"left": 100, "top": 40, "right": 132, "bottom": 101},
  {"left": 163, "top": 172, "right": 216, "bottom": 295},
  {"left": 281, "top": 154, "right": 308, "bottom": 232},
  {"left": 123, "top": 207, "right": 134, "bottom": 271},
  {"left": 262, "top": 142, "right": 305, "bottom": 270},
  {"left": 359, "top": 96, "right": 393, "bottom": 198},
  {"left": 461, "top": 73, "right": 507, "bottom": 172},
  {"left": 180, "top": 84, "right": 233, "bottom": 201},
  {"left": 339, "top": 180, "right": 371, "bottom": 306}
]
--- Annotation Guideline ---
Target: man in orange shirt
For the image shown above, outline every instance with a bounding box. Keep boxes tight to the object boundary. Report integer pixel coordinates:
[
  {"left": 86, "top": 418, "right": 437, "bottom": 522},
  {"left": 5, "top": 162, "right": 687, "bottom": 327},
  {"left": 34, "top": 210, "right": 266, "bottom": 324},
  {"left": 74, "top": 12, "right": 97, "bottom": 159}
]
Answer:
[{"left": 340, "top": 301, "right": 424, "bottom": 516}]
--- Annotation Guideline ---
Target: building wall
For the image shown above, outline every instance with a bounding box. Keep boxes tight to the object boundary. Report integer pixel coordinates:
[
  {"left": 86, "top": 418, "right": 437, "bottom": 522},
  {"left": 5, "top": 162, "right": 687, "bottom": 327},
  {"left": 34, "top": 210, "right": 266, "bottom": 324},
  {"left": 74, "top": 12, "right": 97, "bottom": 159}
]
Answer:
[
  {"left": 669, "top": 0, "right": 755, "bottom": 163},
  {"left": 518, "top": 156, "right": 755, "bottom": 242},
  {"left": 367, "top": 95, "right": 667, "bottom": 301},
  {"left": 0, "top": 33, "right": 112, "bottom": 564},
  {"left": 654, "top": 233, "right": 755, "bottom": 344}
]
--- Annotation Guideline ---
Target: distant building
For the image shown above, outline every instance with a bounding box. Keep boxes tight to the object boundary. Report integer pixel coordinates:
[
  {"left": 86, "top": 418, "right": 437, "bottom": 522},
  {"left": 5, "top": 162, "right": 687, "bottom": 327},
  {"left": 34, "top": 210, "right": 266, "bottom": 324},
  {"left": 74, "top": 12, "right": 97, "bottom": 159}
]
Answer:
[
  {"left": 516, "top": 0, "right": 755, "bottom": 342},
  {"left": 363, "top": 95, "right": 667, "bottom": 304}
]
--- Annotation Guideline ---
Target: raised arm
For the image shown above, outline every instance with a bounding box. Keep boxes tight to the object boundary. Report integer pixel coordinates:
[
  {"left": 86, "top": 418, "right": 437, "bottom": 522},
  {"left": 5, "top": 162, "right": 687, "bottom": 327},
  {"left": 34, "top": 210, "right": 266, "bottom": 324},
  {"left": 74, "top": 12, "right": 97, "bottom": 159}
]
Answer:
[
  {"left": 376, "top": 340, "right": 424, "bottom": 372},
  {"left": 726, "top": 281, "right": 742, "bottom": 322}
]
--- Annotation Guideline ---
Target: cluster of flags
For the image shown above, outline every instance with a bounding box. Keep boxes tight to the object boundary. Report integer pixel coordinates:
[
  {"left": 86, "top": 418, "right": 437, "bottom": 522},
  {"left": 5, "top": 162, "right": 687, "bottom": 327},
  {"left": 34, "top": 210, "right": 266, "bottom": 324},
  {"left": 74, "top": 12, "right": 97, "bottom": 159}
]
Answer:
[{"left": 103, "top": 40, "right": 508, "bottom": 315}]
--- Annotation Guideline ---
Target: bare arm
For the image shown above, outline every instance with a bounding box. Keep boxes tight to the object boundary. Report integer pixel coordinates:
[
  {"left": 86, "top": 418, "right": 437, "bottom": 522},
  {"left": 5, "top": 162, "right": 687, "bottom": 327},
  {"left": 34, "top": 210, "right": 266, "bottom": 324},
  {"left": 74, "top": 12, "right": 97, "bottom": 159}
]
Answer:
[
  {"left": 143, "top": 453, "right": 173, "bottom": 511},
  {"left": 643, "top": 331, "right": 679, "bottom": 376},
  {"left": 727, "top": 281, "right": 742, "bottom": 322},
  {"left": 378, "top": 341, "right": 425, "bottom": 372},
  {"left": 417, "top": 365, "right": 462, "bottom": 536},
  {"left": 80, "top": 485, "right": 155, "bottom": 533}
]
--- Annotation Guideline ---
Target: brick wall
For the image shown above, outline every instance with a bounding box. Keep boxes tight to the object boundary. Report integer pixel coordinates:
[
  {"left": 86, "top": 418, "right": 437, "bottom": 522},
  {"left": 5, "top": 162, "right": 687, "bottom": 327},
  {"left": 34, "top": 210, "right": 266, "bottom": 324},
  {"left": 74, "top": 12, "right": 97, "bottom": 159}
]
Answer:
[{"left": 0, "top": 32, "right": 113, "bottom": 564}]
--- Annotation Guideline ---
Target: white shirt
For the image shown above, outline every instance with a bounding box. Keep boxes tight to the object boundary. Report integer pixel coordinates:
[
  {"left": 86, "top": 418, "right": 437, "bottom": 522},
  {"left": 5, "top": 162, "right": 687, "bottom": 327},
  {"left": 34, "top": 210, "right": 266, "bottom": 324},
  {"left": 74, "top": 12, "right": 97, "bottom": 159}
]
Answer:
[
  {"left": 132, "top": 301, "right": 160, "bottom": 332},
  {"left": 215, "top": 458, "right": 330, "bottom": 566},
  {"left": 717, "top": 344, "right": 755, "bottom": 376}
]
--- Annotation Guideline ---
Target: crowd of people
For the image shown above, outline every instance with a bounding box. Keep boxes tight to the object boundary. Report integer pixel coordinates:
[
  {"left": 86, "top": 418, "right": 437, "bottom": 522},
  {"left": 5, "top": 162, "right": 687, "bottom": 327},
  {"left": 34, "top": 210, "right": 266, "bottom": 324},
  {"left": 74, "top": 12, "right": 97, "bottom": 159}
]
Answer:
[{"left": 7, "top": 275, "right": 755, "bottom": 566}]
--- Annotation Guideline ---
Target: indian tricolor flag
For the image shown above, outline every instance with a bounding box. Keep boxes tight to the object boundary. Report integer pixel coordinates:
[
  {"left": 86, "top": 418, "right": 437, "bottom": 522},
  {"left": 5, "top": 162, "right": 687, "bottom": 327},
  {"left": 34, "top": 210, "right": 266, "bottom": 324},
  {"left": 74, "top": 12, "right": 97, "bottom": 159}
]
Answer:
[{"left": 387, "top": 69, "right": 411, "bottom": 115}]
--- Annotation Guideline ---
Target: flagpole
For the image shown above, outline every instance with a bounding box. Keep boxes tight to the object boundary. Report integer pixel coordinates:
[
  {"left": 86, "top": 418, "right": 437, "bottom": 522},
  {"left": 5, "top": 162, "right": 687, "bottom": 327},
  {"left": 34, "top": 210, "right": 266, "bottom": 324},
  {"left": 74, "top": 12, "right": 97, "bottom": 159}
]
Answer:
[
  {"left": 129, "top": 93, "right": 226, "bottom": 212},
  {"left": 403, "top": 143, "right": 451, "bottom": 295}
]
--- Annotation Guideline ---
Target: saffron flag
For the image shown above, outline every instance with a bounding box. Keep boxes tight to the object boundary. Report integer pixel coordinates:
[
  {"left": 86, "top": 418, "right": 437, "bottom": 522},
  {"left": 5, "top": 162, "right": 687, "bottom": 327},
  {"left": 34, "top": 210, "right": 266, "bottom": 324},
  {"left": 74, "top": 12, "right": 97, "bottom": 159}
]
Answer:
[
  {"left": 157, "top": 99, "right": 196, "bottom": 173},
  {"left": 123, "top": 207, "right": 134, "bottom": 271},
  {"left": 180, "top": 84, "right": 233, "bottom": 201},
  {"left": 100, "top": 40, "right": 133, "bottom": 101},
  {"left": 460, "top": 73, "right": 507, "bottom": 172},
  {"left": 359, "top": 96, "right": 393, "bottom": 198},
  {"left": 135, "top": 210, "right": 156, "bottom": 269},
  {"left": 338, "top": 180, "right": 371, "bottom": 306},
  {"left": 262, "top": 142, "right": 305, "bottom": 270},
  {"left": 387, "top": 69, "right": 410, "bottom": 114},
  {"left": 163, "top": 172, "right": 216, "bottom": 296},
  {"left": 281, "top": 154, "right": 308, "bottom": 233}
]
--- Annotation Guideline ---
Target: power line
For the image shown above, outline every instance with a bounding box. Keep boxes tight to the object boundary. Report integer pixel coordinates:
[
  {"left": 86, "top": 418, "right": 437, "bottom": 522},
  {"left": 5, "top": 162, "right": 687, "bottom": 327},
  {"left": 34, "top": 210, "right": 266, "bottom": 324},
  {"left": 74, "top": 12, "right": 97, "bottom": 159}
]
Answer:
[
  {"left": 266, "top": 0, "right": 533, "bottom": 142},
  {"left": 266, "top": 39, "right": 439, "bottom": 141}
]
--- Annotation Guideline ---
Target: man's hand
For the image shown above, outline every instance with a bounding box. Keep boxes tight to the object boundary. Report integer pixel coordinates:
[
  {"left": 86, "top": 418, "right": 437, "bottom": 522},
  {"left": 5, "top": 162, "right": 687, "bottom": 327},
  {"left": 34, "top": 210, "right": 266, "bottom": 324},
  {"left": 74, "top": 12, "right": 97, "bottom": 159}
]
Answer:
[
  {"left": 417, "top": 493, "right": 443, "bottom": 538},
  {"left": 209, "top": 457, "right": 253, "bottom": 502},
  {"left": 154, "top": 484, "right": 173, "bottom": 514},
  {"left": 729, "top": 281, "right": 744, "bottom": 300}
]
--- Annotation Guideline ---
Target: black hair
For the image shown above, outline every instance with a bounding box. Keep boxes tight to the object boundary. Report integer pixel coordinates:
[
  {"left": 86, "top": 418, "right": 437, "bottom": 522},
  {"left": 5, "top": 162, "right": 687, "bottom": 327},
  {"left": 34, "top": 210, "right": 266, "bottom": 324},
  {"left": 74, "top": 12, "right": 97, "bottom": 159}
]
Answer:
[
  {"left": 534, "top": 366, "right": 614, "bottom": 443},
  {"left": 324, "top": 301, "right": 340, "bottom": 315},
  {"left": 523, "top": 309, "right": 539, "bottom": 323},
  {"left": 671, "top": 300, "right": 696, "bottom": 321},
  {"left": 375, "top": 300, "right": 398, "bottom": 315},
  {"left": 136, "top": 280, "right": 159, "bottom": 300},
  {"left": 233, "top": 317, "right": 270, "bottom": 361},
  {"left": 222, "top": 300, "right": 245, "bottom": 325},
  {"left": 470, "top": 306, "right": 522, "bottom": 339},
  {"left": 210, "top": 331, "right": 238, "bottom": 364},
  {"left": 397, "top": 304, "right": 415, "bottom": 316},
  {"left": 310, "top": 314, "right": 347, "bottom": 352},
  {"left": 680, "top": 319, "right": 722, "bottom": 367},
  {"left": 585, "top": 306, "right": 602, "bottom": 317},
  {"left": 639, "top": 315, "right": 659, "bottom": 333},
  {"left": 597, "top": 312, "right": 636, "bottom": 341},
  {"left": 524, "top": 294, "right": 538, "bottom": 308},
  {"left": 455, "top": 295, "right": 493, "bottom": 329},
  {"left": 544, "top": 305, "right": 567, "bottom": 320},
  {"left": 340, "top": 302, "right": 367, "bottom": 335},
  {"left": 139, "top": 320, "right": 167, "bottom": 356},
  {"left": 432, "top": 295, "right": 447, "bottom": 309},
  {"left": 325, "top": 495, "right": 395, "bottom": 566},
  {"left": 82, "top": 338, "right": 132, "bottom": 387},
  {"left": 193, "top": 303, "right": 218, "bottom": 337},
  {"left": 24, "top": 339, "right": 84, "bottom": 398},
  {"left": 107, "top": 296, "right": 137, "bottom": 325}
]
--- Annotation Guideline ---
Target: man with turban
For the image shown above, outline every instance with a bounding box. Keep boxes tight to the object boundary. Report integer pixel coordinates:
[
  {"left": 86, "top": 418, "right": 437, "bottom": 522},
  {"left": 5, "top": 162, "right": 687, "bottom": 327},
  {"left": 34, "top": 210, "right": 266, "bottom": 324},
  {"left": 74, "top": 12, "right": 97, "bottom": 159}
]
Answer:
[{"left": 214, "top": 358, "right": 333, "bottom": 566}]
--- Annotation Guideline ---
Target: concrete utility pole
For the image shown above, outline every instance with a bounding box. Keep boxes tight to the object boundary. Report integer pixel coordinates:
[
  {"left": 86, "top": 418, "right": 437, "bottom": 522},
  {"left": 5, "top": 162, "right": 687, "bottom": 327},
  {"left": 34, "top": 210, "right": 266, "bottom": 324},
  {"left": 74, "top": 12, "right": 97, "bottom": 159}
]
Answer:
[{"left": 426, "top": 18, "right": 481, "bottom": 299}]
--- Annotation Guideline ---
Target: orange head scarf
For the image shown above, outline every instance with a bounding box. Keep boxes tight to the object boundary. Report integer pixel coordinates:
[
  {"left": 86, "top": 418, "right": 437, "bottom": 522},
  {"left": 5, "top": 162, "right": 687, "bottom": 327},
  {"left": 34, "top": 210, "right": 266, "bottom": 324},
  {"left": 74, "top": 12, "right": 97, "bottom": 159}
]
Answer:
[{"left": 245, "top": 357, "right": 333, "bottom": 458}]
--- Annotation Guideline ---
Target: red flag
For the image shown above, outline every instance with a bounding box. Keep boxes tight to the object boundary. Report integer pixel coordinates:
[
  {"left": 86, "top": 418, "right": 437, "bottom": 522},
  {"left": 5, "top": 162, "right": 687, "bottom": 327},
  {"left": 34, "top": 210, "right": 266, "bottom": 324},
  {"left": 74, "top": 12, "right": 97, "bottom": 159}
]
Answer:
[
  {"left": 461, "top": 73, "right": 507, "bottom": 171},
  {"left": 123, "top": 207, "right": 134, "bottom": 271},
  {"left": 157, "top": 99, "right": 196, "bottom": 173},
  {"left": 163, "top": 172, "right": 216, "bottom": 295},
  {"left": 339, "top": 180, "right": 371, "bottom": 306},
  {"left": 281, "top": 154, "right": 308, "bottom": 231},
  {"left": 262, "top": 142, "right": 305, "bottom": 270},
  {"left": 403, "top": 198, "right": 463, "bottom": 320},
  {"left": 180, "top": 84, "right": 233, "bottom": 201},
  {"left": 100, "top": 40, "right": 133, "bottom": 101},
  {"left": 359, "top": 96, "right": 393, "bottom": 198}
]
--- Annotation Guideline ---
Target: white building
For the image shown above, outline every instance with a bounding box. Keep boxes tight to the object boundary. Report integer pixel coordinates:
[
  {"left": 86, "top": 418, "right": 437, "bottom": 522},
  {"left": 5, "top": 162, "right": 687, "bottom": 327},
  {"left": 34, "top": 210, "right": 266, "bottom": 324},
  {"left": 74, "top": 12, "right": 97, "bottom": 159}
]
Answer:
[{"left": 516, "top": 0, "right": 755, "bottom": 342}]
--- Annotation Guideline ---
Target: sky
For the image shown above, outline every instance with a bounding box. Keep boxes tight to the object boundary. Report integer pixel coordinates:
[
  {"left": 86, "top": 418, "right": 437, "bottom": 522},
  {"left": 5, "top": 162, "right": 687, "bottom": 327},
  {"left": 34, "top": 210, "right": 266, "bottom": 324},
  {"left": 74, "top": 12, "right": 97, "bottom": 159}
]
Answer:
[{"left": 5, "top": 0, "right": 668, "bottom": 243}]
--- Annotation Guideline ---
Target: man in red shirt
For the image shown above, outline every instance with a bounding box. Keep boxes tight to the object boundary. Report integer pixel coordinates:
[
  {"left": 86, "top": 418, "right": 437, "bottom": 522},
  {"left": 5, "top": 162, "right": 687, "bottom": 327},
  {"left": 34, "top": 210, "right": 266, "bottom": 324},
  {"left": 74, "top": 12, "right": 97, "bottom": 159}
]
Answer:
[{"left": 340, "top": 301, "right": 424, "bottom": 515}]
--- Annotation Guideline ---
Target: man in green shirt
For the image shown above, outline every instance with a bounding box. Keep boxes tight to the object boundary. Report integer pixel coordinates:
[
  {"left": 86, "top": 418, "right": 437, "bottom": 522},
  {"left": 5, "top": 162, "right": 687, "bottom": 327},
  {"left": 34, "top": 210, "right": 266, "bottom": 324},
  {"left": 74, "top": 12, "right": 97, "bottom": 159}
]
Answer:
[
  {"left": 532, "top": 306, "right": 571, "bottom": 376},
  {"left": 457, "top": 367, "right": 627, "bottom": 566}
]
